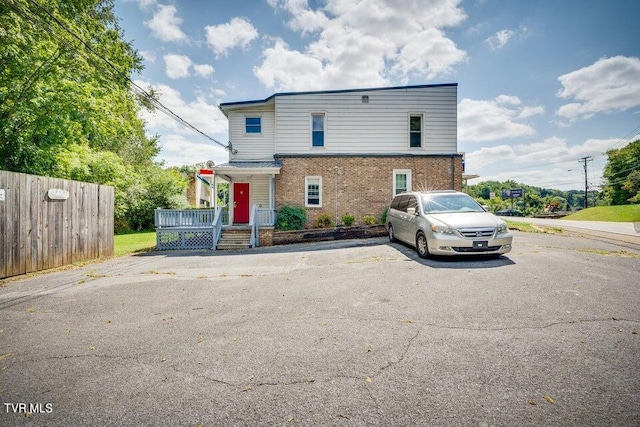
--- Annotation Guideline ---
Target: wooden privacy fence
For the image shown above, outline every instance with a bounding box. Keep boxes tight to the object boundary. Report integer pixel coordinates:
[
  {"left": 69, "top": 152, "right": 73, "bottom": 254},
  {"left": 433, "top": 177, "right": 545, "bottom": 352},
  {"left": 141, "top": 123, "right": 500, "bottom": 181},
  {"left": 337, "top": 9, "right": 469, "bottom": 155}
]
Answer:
[{"left": 0, "top": 171, "right": 114, "bottom": 279}]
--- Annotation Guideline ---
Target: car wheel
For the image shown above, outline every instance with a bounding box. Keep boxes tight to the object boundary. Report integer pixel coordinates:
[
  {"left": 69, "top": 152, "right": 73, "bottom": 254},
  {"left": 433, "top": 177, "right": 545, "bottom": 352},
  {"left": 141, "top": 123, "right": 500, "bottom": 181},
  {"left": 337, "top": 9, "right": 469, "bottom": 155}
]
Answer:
[
  {"left": 416, "top": 231, "right": 429, "bottom": 258},
  {"left": 388, "top": 224, "right": 396, "bottom": 242}
]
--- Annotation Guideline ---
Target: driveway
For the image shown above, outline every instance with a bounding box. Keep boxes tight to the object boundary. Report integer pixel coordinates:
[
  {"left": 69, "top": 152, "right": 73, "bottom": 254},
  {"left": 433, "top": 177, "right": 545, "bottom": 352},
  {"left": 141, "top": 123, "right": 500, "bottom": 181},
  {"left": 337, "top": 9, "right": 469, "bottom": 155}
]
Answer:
[{"left": 1, "top": 232, "right": 639, "bottom": 426}]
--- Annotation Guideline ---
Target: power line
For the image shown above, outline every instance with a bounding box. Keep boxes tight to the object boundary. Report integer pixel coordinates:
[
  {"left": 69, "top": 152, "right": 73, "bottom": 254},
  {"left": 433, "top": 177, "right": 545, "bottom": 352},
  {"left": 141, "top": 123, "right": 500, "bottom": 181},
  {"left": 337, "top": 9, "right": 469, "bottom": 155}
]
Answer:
[
  {"left": 605, "top": 123, "right": 640, "bottom": 151},
  {"left": 6, "top": 0, "right": 230, "bottom": 151}
]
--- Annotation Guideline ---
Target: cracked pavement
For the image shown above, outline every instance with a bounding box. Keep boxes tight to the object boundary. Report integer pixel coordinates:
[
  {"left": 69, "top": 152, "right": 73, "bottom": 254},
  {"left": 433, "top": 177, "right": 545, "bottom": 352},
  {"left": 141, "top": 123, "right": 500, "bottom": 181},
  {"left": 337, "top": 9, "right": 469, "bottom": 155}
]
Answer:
[{"left": 1, "top": 232, "right": 639, "bottom": 426}]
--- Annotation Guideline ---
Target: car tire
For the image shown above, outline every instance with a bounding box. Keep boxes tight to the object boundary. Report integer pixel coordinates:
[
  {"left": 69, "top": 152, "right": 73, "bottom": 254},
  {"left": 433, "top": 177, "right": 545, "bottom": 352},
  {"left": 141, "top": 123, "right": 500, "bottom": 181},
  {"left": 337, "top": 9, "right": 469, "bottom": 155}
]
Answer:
[
  {"left": 388, "top": 224, "right": 397, "bottom": 243},
  {"left": 416, "top": 231, "right": 429, "bottom": 258}
]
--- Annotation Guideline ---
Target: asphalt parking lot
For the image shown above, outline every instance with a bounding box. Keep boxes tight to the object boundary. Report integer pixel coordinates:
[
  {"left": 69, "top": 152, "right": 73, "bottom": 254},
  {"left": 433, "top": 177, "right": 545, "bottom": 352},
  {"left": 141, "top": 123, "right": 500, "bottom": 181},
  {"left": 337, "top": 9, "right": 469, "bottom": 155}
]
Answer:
[{"left": 1, "top": 231, "right": 639, "bottom": 426}]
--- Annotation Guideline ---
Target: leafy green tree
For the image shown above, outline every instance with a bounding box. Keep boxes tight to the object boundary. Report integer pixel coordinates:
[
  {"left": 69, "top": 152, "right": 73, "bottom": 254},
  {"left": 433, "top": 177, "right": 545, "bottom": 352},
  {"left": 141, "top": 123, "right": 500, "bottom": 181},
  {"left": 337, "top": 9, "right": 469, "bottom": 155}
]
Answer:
[
  {"left": 0, "top": 0, "right": 186, "bottom": 232},
  {"left": 468, "top": 180, "right": 600, "bottom": 214},
  {"left": 0, "top": 0, "right": 153, "bottom": 172},
  {"left": 603, "top": 140, "right": 640, "bottom": 205},
  {"left": 622, "top": 170, "right": 640, "bottom": 204}
]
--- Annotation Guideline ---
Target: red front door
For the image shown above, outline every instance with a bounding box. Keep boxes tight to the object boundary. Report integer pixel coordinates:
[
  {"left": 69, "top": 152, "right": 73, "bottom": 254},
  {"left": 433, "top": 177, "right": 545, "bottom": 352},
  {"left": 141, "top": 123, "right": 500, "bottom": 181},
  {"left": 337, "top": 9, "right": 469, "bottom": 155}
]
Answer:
[{"left": 233, "top": 183, "right": 250, "bottom": 223}]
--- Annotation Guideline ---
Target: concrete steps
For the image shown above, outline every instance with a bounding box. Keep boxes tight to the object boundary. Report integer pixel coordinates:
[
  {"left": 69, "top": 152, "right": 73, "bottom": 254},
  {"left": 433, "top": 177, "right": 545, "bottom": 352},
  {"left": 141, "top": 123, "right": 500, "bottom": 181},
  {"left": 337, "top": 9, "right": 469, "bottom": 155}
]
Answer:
[{"left": 217, "top": 228, "right": 252, "bottom": 250}]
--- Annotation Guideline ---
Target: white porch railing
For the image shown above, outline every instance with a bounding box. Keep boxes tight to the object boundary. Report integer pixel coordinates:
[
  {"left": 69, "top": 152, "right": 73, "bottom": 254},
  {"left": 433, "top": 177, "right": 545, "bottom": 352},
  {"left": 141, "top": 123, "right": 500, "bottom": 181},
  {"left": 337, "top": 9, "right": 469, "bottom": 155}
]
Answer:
[
  {"left": 155, "top": 208, "right": 222, "bottom": 250},
  {"left": 250, "top": 205, "right": 258, "bottom": 248},
  {"left": 250, "top": 206, "right": 278, "bottom": 248},
  {"left": 256, "top": 208, "right": 277, "bottom": 227},
  {"left": 155, "top": 207, "right": 275, "bottom": 250},
  {"left": 155, "top": 208, "right": 216, "bottom": 228},
  {"left": 212, "top": 207, "right": 223, "bottom": 249}
]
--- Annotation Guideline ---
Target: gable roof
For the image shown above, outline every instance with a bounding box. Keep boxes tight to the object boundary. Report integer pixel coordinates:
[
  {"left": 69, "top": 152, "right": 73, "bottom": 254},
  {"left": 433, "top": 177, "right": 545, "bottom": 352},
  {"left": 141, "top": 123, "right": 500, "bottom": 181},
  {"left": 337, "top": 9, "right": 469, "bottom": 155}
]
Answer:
[{"left": 218, "top": 83, "right": 458, "bottom": 114}]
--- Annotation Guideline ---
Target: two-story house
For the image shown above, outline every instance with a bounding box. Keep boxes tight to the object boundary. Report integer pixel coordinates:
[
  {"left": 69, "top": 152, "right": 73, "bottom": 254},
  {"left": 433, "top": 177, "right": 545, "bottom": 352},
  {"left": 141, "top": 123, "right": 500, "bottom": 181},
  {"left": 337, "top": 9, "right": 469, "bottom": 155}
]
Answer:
[{"left": 212, "top": 83, "right": 462, "bottom": 230}]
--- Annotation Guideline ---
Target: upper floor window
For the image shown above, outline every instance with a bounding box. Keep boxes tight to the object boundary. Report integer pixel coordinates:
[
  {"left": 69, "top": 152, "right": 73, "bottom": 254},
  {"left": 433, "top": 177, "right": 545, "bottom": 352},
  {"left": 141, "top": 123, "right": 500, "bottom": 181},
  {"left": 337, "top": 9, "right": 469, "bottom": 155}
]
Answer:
[
  {"left": 245, "top": 116, "right": 261, "bottom": 134},
  {"left": 311, "top": 113, "right": 325, "bottom": 147},
  {"left": 409, "top": 114, "right": 422, "bottom": 148}
]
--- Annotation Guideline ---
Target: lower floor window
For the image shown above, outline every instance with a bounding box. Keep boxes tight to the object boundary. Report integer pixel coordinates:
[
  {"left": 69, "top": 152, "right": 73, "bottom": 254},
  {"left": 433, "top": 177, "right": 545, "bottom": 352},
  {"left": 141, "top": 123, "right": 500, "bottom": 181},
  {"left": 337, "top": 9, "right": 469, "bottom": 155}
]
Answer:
[
  {"left": 305, "top": 176, "right": 322, "bottom": 207},
  {"left": 393, "top": 169, "right": 412, "bottom": 196}
]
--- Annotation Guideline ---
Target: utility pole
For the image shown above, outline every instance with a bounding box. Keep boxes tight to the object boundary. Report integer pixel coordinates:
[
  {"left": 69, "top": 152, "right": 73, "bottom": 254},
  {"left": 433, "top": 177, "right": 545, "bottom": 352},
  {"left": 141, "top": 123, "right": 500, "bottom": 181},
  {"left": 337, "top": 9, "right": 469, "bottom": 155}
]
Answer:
[{"left": 578, "top": 156, "right": 593, "bottom": 209}]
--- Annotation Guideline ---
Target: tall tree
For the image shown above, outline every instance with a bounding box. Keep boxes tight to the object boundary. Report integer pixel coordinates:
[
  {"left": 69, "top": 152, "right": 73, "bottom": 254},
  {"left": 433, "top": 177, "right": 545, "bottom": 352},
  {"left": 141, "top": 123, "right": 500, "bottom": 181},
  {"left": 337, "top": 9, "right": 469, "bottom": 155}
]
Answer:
[
  {"left": 602, "top": 140, "right": 640, "bottom": 205},
  {"left": 1, "top": 0, "right": 186, "bottom": 232},
  {"left": 0, "top": 0, "right": 158, "bottom": 173}
]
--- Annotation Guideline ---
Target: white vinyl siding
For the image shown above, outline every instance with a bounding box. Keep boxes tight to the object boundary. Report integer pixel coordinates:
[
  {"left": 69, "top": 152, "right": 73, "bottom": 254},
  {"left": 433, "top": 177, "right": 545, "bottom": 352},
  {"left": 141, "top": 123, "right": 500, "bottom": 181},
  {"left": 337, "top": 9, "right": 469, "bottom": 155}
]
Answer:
[
  {"left": 275, "top": 85, "right": 457, "bottom": 155},
  {"left": 227, "top": 108, "right": 275, "bottom": 161}
]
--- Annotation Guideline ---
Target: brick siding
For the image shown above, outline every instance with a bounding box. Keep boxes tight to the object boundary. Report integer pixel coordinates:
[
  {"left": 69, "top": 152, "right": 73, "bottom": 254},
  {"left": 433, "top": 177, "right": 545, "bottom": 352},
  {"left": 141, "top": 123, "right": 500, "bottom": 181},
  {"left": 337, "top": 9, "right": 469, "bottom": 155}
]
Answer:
[{"left": 274, "top": 155, "right": 462, "bottom": 227}]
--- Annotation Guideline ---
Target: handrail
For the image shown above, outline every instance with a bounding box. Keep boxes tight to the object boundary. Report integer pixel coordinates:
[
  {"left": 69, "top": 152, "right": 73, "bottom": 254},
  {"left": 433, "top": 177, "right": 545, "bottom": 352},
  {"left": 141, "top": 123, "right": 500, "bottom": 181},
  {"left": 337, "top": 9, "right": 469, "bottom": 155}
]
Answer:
[
  {"left": 212, "top": 206, "right": 223, "bottom": 250},
  {"left": 249, "top": 204, "right": 258, "bottom": 248},
  {"left": 155, "top": 208, "right": 216, "bottom": 228}
]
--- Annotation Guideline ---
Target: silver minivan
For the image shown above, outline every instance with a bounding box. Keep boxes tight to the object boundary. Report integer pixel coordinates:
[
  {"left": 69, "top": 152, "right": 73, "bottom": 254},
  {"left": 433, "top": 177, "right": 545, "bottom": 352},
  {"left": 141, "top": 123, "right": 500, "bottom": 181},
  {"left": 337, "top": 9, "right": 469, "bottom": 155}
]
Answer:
[{"left": 387, "top": 191, "right": 513, "bottom": 258}]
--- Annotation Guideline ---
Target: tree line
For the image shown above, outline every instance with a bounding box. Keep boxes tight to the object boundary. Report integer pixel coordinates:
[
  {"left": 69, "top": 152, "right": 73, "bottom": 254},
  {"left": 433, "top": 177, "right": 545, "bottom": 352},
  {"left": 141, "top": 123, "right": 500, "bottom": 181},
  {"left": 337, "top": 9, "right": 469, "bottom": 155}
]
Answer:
[
  {"left": 0, "top": 0, "right": 187, "bottom": 232},
  {"left": 467, "top": 139, "right": 639, "bottom": 215}
]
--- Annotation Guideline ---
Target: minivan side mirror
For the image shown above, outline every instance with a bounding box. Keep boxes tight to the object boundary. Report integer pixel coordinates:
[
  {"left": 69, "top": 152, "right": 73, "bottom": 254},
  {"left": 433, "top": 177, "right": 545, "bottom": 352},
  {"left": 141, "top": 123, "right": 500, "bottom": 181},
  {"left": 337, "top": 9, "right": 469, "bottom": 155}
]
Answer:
[{"left": 406, "top": 207, "right": 417, "bottom": 215}]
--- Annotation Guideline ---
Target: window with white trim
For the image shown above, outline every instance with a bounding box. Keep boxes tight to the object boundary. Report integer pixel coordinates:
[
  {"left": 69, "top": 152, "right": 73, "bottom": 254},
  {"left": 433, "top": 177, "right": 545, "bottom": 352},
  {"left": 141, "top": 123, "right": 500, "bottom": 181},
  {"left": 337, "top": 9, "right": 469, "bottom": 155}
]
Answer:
[
  {"left": 305, "top": 176, "right": 322, "bottom": 207},
  {"left": 409, "top": 114, "right": 422, "bottom": 148},
  {"left": 245, "top": 116, "right": 261, "bottom": 134},
  {"left": 311, "top": 113, "right": 325, "bottom": 147},
  {"left": 393, "top": 169, "right": 412, "bottom": 196}
]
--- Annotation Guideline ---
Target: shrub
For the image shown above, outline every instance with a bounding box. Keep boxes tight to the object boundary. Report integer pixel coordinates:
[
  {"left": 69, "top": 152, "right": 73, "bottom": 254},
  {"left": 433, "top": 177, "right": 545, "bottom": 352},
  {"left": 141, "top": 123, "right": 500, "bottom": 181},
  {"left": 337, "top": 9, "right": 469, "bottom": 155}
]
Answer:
[
  {"left": 380, "top": 206, "right": 389, "bottom": 225},
  {"left": 342, "top": 214, "right": 355, "bottom": 226},
  {"left": 363, "top": 215, "right": 376, "bottom": 225},
  {"left": 276, "top": 205, "right": 307, "bottom": 231},
  {"left": 315, "top": 213, "right": 334, "bottom": 228}
]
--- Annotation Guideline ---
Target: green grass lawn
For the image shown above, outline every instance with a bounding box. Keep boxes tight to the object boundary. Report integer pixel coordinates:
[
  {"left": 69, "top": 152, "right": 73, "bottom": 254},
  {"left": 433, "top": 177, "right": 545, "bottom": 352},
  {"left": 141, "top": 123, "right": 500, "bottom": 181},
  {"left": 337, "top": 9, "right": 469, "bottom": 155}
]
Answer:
[
  {"left": 562, "top": 204, "right": 640, "bottom": 222},
  {"left": 114, "top": 231, "right": 156, "bottom": 257}
]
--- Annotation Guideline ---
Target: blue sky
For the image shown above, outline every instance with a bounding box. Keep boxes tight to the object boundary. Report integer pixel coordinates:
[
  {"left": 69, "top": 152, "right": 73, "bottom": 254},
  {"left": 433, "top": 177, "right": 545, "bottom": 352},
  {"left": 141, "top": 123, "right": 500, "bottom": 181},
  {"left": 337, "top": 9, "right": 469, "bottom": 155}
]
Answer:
[{"left": 114, "top": 0, "right": 640, "bottom": 191}]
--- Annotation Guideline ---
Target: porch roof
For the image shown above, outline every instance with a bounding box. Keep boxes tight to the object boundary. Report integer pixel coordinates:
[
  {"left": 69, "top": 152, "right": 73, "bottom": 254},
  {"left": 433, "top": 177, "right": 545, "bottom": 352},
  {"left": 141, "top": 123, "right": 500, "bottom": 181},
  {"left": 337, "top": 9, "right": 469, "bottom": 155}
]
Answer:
[{"left": 212, "top": 161, "right": 282, "bottom": 176}]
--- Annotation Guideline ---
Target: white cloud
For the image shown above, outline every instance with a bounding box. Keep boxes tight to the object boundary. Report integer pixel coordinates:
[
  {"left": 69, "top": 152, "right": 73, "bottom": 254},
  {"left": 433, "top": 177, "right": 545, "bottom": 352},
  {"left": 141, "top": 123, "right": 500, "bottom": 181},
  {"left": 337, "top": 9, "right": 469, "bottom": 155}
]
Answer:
[
  {"left": 164, "top": 54, "right": 192, "bottom": 79},
  {"left": 495, "top": 94, "right": 521, "bottom": 105},
  {"left": 485, "top": 29, "right": 514, "bottom": 50},
  {"left": 155, "top": 134, "right": 227, "bottom": 168},
  {"left": 458, "top": 95, "right": 544, "bottom": 142},
  {"left": 163, "top": 55, "right": 214, "bottom": 79},
  {"left": 135, "top": 0, "right": 157, "bottom": 9},
  {"left": 212, "top": 88, "right": 227, "bottom": 98},
  {"left": 205, "top": 17, "right": 259, "bottom": 58},
  {"left": 193, "top": 64, "right": 215, "bottom": 78},
  {"left": 464, "top": 137, "right": 620, "bottom": 190},
  {"left": 139, "top": 50, "right": 156, "bottom": 63},
  {"left": 556, "top": 56, "right": 640, "bottom": 122},
  {"left": 391, "top": 28, "right": 468, "bottom": 80},
  {"left": 134, "top": 80, "right": 229, "bottom": 166},
  {"left": 269, "top": 0, "right": 329, "bottom": 33},
  {"left": 144, "top": 4, "right": 187, "bottom": 42},
  {"left": 517, "top": 105, "right": 545, "bottom": 119},
  {"left": 257, "top": 0, "right": 467, "bottom": 91}
]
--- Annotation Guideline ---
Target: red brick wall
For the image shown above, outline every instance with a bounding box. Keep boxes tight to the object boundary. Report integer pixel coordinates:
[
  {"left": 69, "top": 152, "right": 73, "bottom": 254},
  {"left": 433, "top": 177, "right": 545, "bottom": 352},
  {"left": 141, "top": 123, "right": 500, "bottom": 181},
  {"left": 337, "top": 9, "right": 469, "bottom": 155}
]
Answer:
[{"left": 274, "top": 156, "right": 462, "bottom": 227}]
